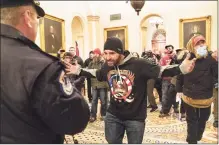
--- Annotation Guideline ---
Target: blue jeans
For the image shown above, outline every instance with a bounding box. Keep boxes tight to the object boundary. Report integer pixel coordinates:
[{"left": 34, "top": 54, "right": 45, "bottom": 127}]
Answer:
[
  {"left": 91, "top": 88, "right": 107, "bottom": 118},
  {"left": 105, "top": 112, "right": 145, "bottom": 144}
]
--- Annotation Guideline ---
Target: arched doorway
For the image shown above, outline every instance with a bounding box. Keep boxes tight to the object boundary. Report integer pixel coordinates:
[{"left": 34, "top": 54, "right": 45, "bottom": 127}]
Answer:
[
  {"left": 140, "top": 14, "right": 165, "bottom": 54},
  {"left": 151, "top": 29, "right": 166, "bottom": 54},
  {"left": 71, "top": 16, "right": 84, "bottom": 57}
]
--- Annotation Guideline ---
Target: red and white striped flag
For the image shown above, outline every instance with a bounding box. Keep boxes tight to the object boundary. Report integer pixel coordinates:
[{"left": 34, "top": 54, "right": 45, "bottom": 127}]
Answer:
[{"left": 75, "top": 41, "right": 79, "bottom": 56}]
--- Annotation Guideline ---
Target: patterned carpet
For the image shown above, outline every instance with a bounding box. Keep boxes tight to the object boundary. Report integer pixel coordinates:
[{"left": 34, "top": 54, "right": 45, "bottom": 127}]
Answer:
[{"left": 64, "top": 106, "right": 218, "bottom": 144}]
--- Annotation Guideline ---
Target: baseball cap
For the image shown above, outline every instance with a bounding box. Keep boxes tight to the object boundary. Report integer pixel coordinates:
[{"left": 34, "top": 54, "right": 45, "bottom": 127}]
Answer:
[{"left": 1, "top": 0, "right": 45, "bottom": 17}]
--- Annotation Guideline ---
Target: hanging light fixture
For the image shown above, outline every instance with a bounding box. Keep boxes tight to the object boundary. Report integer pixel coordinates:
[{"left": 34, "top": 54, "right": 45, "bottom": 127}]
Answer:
[
  {"left": 149, "top": 17, "right": 164, "bottom": 29},
  {"left": 130, "top": 0, "right": 145, "bottom": 15}
]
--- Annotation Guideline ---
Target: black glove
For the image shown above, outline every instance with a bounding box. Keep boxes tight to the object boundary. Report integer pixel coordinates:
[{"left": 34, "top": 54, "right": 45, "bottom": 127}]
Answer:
[{"left": 74, "top": 76, "right": 85, "bottom": 91}]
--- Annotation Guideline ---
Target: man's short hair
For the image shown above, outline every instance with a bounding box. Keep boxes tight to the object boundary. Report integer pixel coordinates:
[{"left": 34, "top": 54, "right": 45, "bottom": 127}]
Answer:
[
  {"left": 1, "top": 7, "right": 22, "bottom": 26},
  {"left": 69, "top": 47, "right": 75, "bottom": 50},
  {"left": 63, "top": 52, "right": 73, "bottom": 58},
  {"left": 165, "top": 45, "right": 174, "bottom": 49}
]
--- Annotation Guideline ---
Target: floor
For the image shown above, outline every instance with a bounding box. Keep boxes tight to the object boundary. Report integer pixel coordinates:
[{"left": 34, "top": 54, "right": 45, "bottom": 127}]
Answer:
[{"left": 64, "top": 103, "right": 218, "bottom": 144}]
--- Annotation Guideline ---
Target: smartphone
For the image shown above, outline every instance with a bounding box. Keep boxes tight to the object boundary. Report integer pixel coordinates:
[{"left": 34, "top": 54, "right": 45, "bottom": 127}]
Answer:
[{"left": 72, "top": 59, "right": 77, "bottom": 65}]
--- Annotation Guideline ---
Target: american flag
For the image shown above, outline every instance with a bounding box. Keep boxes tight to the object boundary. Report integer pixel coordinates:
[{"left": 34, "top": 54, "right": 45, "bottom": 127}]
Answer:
[{"left": 75, "top": 41, "right": 79, "bottom": 56}]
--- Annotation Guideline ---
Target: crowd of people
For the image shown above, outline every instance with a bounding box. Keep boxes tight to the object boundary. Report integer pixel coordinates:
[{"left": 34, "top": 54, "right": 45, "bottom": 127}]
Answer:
[
  {"left": 60, "top": 36, "right": 218, "bottom": 144},
  {"left": 1, "top": 0, "right": 218, "bottom": 144}
]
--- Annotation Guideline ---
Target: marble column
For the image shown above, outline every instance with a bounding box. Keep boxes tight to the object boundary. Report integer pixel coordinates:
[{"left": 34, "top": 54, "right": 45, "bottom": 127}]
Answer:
[
  {"left": 141, "top": 26, "right": 147, "bottom": 52},
  {"left": 87, "top": 15, "right": 100, "bottom": 50}
]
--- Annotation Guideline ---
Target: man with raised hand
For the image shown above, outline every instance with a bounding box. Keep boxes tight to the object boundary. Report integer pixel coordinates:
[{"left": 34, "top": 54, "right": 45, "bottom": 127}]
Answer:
[{"left": 63, "top": 37, "right": 196, "bottom": 144}]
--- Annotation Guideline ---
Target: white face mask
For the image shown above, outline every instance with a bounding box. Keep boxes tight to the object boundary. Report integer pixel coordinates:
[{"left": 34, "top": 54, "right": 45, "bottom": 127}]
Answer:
[{"left": 196, "top": 45, "right": 208, "bottom": 58}]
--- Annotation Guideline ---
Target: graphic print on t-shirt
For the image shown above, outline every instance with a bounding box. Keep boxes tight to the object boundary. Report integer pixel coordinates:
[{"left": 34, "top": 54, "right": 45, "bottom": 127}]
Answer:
[{"left": 107, "top": 70, "right": 135, "bottom": 103}]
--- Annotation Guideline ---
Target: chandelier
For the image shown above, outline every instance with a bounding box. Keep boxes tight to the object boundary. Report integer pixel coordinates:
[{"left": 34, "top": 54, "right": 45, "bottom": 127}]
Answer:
[
  {"left": 127, "top": 0, "right": 145, "bottom": 16},
  {"left": 149, "top": 17, "right": 163, "bottom": 29}
]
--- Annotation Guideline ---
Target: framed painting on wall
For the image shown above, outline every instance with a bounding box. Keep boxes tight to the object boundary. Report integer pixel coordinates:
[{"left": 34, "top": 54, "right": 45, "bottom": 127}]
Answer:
[
  {"left": 179, "top": 15, "right": 211, "bottom": 48},
  {"left": 39, "top": 14, "right": 65, "bottom": 55},
  {"left": 104, "top": 26, "right": 128, "bottom": 50}
]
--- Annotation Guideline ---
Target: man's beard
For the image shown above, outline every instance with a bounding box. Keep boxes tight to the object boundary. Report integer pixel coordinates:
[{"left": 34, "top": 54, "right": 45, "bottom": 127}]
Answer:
[
  {"left": 106, "top": 55, "right": 122, "bottom": 66},
  {"left": 114, "top": 55, "right": 122, "bottom": 66},
  {"left": 93, "top": 56, "right": 101, "bottom": 62}
]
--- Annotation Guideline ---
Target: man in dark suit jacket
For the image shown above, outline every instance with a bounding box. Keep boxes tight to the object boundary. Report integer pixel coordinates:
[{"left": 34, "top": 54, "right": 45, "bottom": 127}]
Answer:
[
  {"left": 69, "top": 46, "right": 84, "bottom": 67},
  {"left": 46, "top": 25, "right": 61, "bottom": 53}
]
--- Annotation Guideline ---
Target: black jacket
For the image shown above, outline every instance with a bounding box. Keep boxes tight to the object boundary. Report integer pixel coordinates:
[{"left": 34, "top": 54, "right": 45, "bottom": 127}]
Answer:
[
  {"left": 176, "top": 53, "right": 218, "bottom": 99},
  {"left": 73, "top": 55, "right": 84, "bottom": 67},
  {"left": 84, "top": 58, "right": 93, "bottom": 68},
  {"left": 0, "top": 24, "right": 90, "bottom": 143}
]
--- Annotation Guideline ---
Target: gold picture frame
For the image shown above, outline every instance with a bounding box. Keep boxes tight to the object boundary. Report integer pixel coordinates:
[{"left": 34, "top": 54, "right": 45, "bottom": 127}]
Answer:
[
  {"left": 39, "top": 14, "right": 65, "bottom": 56},
  {"left": 104, "top": 26, "right": 128, "bottom": 50},
  {"left": 179, "top": 15, "right": 211, "bottom": 49}
]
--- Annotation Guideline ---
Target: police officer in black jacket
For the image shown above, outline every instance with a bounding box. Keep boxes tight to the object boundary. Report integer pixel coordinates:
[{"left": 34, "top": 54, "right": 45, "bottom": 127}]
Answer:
[{"left": 0, "top": 0, "right": 90, "bottom": 143}]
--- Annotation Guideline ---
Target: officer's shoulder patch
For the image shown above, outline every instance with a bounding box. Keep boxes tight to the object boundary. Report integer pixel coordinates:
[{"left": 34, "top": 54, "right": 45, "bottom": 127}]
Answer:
[{"left": 59, "top": 72, "right": 73, "bottom": 96}]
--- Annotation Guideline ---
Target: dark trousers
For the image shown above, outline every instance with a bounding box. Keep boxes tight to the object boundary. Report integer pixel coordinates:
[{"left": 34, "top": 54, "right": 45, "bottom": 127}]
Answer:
[
  {"left": 147, "top": 79, "right": 157, "bottom": 106},
  {"left": 167, "top": 84, "right": 178, "bottom": 110},
  {"left": 184, "top": 103, "right": 211, "bottom": 144},
  {"left": 154, "top": 78, "right": 162, "bottom": 102},
  {"left": 87, "top": 78, "right": 92, "bottom": 101},
  {"left": 161, "top": 80, "right": 178, "bottom": 114},
  {"left": 213, "top": 88, "right": 218, "bottom": 121},
  {"left": 105, "top": 112, "right": 145, "bottom": 144},
  {"left": 180, "top": 100, "right": 186, "bottom": 114}
]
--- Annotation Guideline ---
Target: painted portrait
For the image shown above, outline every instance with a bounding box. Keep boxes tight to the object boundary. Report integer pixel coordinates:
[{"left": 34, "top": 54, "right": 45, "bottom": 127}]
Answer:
[
  {"left": 39, "top": 14, "right": 65, "bottom": 55},
  {"left": 104, "top": 26, "right": 128, "bottom": 50},
  {"left": 179, "top": 16, "right": 211, "bottom": 48}
]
